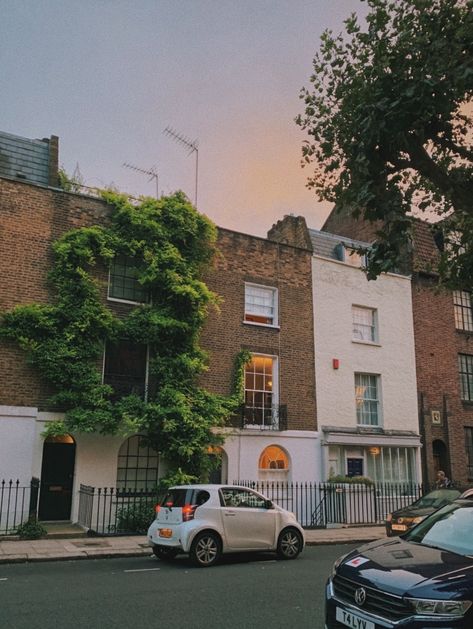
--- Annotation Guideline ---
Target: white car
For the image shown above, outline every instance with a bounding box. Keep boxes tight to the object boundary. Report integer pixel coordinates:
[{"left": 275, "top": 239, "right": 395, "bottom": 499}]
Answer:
[{"left": 147, "top": 484, "right": 305, "bottom": 567}]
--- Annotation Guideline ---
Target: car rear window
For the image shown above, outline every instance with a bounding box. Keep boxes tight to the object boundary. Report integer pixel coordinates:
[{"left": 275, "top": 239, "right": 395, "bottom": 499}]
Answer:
[{"left": 160, "top": 489, "right": 188, "bottom": 508}]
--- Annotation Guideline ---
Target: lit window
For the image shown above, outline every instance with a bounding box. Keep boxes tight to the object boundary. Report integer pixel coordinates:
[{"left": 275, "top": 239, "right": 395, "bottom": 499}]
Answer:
[
  {"left": 116, "top": 435, "right": 159, "bottom": 490},
  {"left": 259, "top": 445, "right": 289, "bottom": 470},
  {"left": 104, "top": 340, "right": 147, "bottom": 399},
  {"left": 244, "top": 283, "right": 278, "bottom": 326},
  {"left": 355, "top": 373, "right": 380, "bottom": 426},
  {"left": 459, "top": 354, "right": 473, "bottom": 401},
  {"left": 352, "top": 306, "right": 377, "bottom": 342},
  {"left": 244, "top": 355, "right": 277, "bottom": 427},
  {"left": 108, "top": 255, "right": 147, "bottom": 303},
  {"left": 453, "top": 291, "right": 473, "bottom": 332}
]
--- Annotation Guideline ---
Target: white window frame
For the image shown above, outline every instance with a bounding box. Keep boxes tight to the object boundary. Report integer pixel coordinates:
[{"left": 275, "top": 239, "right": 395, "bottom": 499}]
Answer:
[
  {"left": 354, "top": 373, "right": 381, "bottom": 427},
  {"left": 244, "top": 283, "right": 279, "bottom": 328},
  {"left": 244, "top": 353, "right": 279, "bottom": 428},
  {"left": 352, "top": 305, "right": 378, "bottom": 343}
]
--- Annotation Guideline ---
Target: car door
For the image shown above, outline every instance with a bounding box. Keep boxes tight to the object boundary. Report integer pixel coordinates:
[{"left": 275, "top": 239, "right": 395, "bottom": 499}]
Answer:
[{"left": 220, "top": 488, "right": 277, "bottom": 550}]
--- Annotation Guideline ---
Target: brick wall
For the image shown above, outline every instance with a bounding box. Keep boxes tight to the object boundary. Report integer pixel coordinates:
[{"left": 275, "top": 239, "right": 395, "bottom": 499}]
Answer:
[
  {"left": 200, "top": 228, "right": 317, "bottom": 431},
  {"left": 1, "top": 178, "right": 317, "bottom": 431}
]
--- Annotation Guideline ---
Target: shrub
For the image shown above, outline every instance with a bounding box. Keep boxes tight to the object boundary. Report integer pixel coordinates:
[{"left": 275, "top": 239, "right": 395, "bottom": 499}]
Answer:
[
  {"left": 115, "top": 501, "right": 156, "bottom": 534},
  {"left": 16, "top": 517, "right": 47, "bottom": 539},
  {"left": 327, "top": 475, "right": 374, "bottom": 486}
]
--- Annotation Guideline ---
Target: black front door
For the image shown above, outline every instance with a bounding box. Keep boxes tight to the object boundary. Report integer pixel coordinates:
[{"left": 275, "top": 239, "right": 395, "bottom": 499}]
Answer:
[{"left": 39, "top": 436, "right": 76, "bottom": 521}]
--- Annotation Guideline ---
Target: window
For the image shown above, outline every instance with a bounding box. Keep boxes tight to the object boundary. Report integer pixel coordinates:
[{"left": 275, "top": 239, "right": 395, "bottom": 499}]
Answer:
[
  {"left": 221, "top": 487, "right": 267, "bottom": 509},
  {"left": 352, "top": 306, "right": 377, "bottom": 342},
  {"left": 453, "top": 291, "right": 473, "bottom": 332},
  {"left": 259, "top": 445, "right": 289, "bottom": 470},
  {"left": 459, "top": 354, "right": 473, "bottom": 401},
  {"left": 116, "top": 435, "right": 159, "bottom": 490},
  {"left": 355, "top": 373, "right": 380, "bottom": 426},
  {"left": 244, "top": 283, "right": 278, "bottom": 326},
  {"left": 108, "top": 255, "right": 147, "bottom": 303},
  {"left": 244, "top": 355, "right": 277, "bottom": 427},
  {"left": 466, "top": 428, "right": 473, "bottom": 479},
  {"left": 366, "top": 446, "right": 416, "bottom": 483},
  {"left": 104, "top": 340, "right": 147, "bottom": 399}
]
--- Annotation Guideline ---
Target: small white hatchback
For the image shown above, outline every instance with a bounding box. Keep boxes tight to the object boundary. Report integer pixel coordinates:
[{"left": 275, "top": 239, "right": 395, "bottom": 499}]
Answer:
[{"left": 147, "top": 484, "right": 305, "bottom": 567}]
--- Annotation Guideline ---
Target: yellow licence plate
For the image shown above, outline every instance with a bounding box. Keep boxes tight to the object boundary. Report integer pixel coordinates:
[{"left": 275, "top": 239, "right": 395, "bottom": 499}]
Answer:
[
  {"left": 392, "top": 524, "right": 407, "bottom": 531},
  {"left": 159, "top": 528, "right": 172, "bottom": 538}
]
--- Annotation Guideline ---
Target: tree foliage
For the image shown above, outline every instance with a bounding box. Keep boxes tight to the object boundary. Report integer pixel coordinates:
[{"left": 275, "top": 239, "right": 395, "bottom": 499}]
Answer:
[
  {"left": 297, "top": 0, "right": 473, "bottom": 288},
  {"left": 0, "top": 191, "right": 242, "bottom": 483}
]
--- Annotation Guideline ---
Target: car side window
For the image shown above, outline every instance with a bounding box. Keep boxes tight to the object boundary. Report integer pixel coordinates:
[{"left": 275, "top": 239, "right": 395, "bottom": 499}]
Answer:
[{"left": 221, "top": 488, "right": 266, "bottom": 509}]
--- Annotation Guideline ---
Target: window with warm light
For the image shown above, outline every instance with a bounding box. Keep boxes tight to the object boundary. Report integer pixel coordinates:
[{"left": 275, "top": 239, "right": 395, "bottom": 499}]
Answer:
[
  {"left": 453, "top": 291, "right": 473, "bottom": 332},
  {"left": 352, "top": 306, "right": 377, "bottom": 342},
  {"left": 244, "top": 283, "right": 278, "bottom": 326},
  {"left": 355, "top": 373, "right": 380, "bottom": 426},
  {"left": 259, "top": 445, "right": 289, "bottom": 470},
  {"left": 244, "top": 355, "right": 277, "bottom": 426},
  {"left": 108, "top": 255, "right": 148, "bottom": 303}
]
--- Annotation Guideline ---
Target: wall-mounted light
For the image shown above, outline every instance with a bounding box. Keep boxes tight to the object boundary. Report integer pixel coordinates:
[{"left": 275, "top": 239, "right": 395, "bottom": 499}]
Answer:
[{"left": 369, "top": 447, "right": 380, "bottom": 456}]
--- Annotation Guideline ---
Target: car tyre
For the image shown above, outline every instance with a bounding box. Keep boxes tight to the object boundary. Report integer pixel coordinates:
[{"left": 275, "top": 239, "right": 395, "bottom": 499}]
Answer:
[
  {"left": 152, "top": 545, "right": 179, "bottom": 561},
  {"left": 277, "top": 527, "right": 303, "bottom": 560},
  {"left": 190, "top": 531, "right": 221, "bottom": 567}
]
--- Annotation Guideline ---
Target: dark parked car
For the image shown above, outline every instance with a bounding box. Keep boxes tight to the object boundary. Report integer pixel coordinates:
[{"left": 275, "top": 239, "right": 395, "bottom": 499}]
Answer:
[
  {"left": 326, "top": 499, "right": 473, "bottom": 628},
  {"left": 385, "top": 487, "right": 461, "bottom": 536}
]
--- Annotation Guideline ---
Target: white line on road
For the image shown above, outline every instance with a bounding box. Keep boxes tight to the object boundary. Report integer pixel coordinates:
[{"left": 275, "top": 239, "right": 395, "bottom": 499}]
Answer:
[{"left": 123, "top": 568, "right": 161, "bottom": 573}]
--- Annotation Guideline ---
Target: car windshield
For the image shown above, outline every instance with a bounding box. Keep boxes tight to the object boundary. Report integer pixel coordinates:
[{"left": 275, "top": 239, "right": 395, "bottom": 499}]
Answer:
[
  {"left": 410, "top": 488, "right": 460, "bottom": 510},
  {"left": 404, "top": 503, "right": 473, "bottom": 556}
]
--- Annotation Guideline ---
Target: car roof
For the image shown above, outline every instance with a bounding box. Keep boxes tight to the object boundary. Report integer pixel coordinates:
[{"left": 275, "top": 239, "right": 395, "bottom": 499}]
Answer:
[{"left": 168, "top": 484, "right": 255, "bottom": 491}]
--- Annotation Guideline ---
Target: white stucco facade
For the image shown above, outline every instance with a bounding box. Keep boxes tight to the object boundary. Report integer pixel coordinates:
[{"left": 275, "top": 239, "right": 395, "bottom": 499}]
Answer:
[{"left": 311, "top": 252, "right": 421, "bottom": 483}]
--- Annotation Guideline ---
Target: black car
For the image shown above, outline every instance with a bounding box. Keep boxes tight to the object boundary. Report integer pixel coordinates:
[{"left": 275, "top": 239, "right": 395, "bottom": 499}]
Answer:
[
  {"left": 326, "top": 499, "right": 473, "bottom": 628},
  {"left": 385, "top": 487, "right": 461, "bottom": 536}
]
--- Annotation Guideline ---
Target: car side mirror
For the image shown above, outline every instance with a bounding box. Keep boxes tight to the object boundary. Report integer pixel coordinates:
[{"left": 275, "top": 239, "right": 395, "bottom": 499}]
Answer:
[{"left": 264, "top": 499, "right": 273, "bottom": 509}]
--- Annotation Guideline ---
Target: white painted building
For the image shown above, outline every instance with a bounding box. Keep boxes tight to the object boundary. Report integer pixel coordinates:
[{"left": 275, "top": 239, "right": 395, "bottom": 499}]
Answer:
[{"left": 310, "top": 230, "right": 422, "bottom": 483}]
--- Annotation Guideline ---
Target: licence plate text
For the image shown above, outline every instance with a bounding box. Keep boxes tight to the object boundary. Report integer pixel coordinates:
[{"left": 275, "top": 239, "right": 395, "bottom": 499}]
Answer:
[
  {"left": 392, "top": 524, "right": 407, "bottom": 531},
  {"left": 336, "top": 607, "right": 375, "bottom": 629}
]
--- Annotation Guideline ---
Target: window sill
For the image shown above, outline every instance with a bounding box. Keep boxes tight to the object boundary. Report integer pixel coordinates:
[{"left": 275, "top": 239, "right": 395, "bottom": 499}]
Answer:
[
  {"left": 352, "top": 340, "right": 381, "bottom": 347},
  {"left": 107, "top": 296, "right": 147, "bottom": 306},
  {"left": 243, "top": 321, "right": 280, "bottom": 330},
  {"left": 455, "top": 328, "right": 473, "bottom": 336}
]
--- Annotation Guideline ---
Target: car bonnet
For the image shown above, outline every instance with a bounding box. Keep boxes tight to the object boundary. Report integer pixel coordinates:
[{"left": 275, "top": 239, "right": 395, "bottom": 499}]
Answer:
[{"left": 337, "top": 538, "right": 473, "bottom": 597}]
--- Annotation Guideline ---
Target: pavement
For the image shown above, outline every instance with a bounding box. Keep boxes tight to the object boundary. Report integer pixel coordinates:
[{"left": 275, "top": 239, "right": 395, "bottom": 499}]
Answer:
[{"left": 0, "top": 524, "right": 387, "bottom": 565}]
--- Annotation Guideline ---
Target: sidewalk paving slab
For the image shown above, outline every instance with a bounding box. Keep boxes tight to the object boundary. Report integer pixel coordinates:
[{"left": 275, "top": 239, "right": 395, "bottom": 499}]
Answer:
[{"left": 0, "top": 526, "right": 387, "bottom": 565}]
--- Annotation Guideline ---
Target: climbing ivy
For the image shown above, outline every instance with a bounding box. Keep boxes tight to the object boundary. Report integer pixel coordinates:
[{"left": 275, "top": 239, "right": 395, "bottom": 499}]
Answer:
[{"left": 0, "top": 191, "right": 244, "bottom": 483}]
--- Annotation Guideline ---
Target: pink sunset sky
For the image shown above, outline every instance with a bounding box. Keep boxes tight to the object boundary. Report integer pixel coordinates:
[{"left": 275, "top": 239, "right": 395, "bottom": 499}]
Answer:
[{"left": 1, "top": 1, "right": 368, "bottom": 237}]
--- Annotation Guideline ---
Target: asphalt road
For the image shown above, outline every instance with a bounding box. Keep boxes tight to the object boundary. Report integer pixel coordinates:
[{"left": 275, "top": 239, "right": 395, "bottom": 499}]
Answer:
[{"left": 0, "top": 544, "right": 358, "bottom": 629}]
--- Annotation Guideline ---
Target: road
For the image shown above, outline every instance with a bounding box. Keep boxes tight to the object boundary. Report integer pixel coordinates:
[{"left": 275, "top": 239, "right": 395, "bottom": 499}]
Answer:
[{"left": 0, "top": 544, "right": 358, "bottom": 629}]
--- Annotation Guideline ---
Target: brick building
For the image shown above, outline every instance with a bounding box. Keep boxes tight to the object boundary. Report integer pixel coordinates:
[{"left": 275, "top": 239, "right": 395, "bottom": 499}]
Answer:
[
  {"left": 323, "top": 208, "right": 473, "bottom": 486},
  {"left": 0, "top": 131, "right": 318, "bottom": 524}
]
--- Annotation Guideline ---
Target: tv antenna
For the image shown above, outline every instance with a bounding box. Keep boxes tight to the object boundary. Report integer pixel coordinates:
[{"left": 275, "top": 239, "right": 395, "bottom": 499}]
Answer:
[
  {"left": 122, "top": 162, "right": 159, "bottom": 199},
  {"left": 163, "top": 126, "right": 199, "bottom": 207}
]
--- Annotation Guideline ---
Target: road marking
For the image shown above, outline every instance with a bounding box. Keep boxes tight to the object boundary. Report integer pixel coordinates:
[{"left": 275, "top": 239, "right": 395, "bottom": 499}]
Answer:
[{"left": 123, "top": 568, "right": 161, "bottom": 573}]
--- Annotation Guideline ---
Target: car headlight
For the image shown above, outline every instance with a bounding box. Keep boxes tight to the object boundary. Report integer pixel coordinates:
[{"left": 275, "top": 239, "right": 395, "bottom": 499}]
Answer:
[
  {"left": 408, "top": 598, "right": 472, "bottom": 617},
  {"left": 411, "top": 516, "right": 426, "bottom": 525}
]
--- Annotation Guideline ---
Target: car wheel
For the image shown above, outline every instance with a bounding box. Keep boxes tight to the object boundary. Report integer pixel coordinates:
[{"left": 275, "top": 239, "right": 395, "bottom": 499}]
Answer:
[
  {"left": 152, "top": 545, "right": 179, "bottom": 561},
  {"left": 277, "top": 527, "right": 303, "bottom": 560},
  {"left": 190, "top": 531, "right": 221, "bottom": 567}
]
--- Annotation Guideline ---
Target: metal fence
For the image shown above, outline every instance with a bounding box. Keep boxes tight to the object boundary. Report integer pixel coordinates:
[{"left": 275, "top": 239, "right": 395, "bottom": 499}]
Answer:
[
  {"left": 0, "top": 478, "right": 40, "bottom": 534},
  {"left": 77, "top": 485, "right": 161, "bottom": 535},
  {"left": 236, "top": 480, "right": 431, "bottom": 528}
]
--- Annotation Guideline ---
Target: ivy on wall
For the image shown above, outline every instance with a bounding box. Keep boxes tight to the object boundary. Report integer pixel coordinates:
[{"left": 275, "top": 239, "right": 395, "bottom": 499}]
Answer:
[{"left": 0, "top": 191, "right": 248, "bottom": 484}]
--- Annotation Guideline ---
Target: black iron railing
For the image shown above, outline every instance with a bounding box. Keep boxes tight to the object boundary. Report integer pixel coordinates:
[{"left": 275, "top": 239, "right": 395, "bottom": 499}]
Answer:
[
  {"left": 0, "top": 478, "right": 40, "bottom": 534},
  {"left": 229, "top": 404, "right": 288, "bottom": 431}
]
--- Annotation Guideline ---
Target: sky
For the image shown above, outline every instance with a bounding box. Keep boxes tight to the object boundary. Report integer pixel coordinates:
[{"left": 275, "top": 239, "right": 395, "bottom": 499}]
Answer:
[{"left": 1, "top": 0, "right": 367, "bottom": 237}]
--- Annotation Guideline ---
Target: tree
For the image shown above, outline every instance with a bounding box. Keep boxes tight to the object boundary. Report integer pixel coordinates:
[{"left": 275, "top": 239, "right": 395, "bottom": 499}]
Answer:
[{"left": 296, "top": 0, "right": 473, "bottom": 288}]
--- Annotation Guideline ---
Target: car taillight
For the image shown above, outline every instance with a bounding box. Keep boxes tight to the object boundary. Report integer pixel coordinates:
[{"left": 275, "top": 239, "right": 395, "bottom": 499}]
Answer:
[
  {"left": 182, "top": 504, "right": 197, "bottom": 522},
  {"left": 155, "top": 504, "right": 161, "bottom": 514}
]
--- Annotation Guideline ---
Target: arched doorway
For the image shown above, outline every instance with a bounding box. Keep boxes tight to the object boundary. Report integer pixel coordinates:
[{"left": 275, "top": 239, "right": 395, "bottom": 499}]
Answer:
[
  {"left": 432, "top": 439, "right": 449, "bottom": 478},
  {"left": 39, "top": 434, "right": 76, "bottom": 521}
]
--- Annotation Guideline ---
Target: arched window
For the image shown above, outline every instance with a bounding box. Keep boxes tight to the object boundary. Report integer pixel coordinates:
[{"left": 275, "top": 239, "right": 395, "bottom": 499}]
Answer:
[
  {"left": 259, "top": 445, "right": 289, "bottom": 471},
  {"left": 116, "top": 435, "right": 159, "bottom": 490}
]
